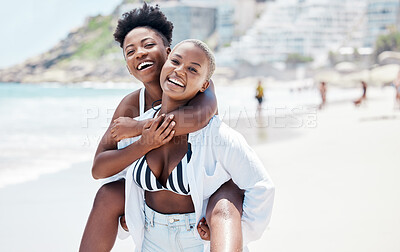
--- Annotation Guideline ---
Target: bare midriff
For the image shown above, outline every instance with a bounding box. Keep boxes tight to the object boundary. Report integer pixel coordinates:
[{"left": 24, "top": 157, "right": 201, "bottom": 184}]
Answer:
[{"left": 145, "top": 190, "right": 195, "bottom": 214}]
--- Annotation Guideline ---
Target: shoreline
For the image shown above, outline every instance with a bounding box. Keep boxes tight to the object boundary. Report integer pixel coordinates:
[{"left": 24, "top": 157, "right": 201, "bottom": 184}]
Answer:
[{"left": 1, "top": 86, "right": 397, "bottom": 189}]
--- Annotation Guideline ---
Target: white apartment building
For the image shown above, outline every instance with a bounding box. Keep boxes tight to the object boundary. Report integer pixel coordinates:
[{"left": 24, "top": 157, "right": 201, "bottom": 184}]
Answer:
[
  {"left": 217, "top": 0, "right": 367, "bottom": 66},
  {"left": 365, "top": 0, "right": 400, "bottom": 47},
  {"left": 120, "top": 0, "right": 261, "bottom": 49}
]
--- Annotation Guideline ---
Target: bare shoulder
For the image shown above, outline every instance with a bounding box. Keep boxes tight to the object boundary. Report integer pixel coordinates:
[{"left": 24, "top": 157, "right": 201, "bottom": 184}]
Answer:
[{"left": 114, "top": 89, "right": 141, "bottom": 119}]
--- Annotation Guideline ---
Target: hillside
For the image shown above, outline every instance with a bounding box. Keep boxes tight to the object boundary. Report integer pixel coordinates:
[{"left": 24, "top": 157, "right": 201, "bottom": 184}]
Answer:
[{"left": 0, "top": 1, "right": 138, "bottom": 83}]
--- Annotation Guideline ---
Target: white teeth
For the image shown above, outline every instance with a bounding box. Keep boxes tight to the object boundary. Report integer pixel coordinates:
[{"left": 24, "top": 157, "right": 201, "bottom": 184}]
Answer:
[
  {"left": 168, "top": 78, "right": 184, "bottom": 87},
  {"left": 137, "top": 61, "right": 154, "bottom": 70}
]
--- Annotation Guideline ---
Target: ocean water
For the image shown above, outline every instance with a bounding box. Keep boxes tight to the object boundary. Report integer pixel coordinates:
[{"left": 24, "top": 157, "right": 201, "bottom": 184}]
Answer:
[
  {"left": 0, "top": 82, "right": 367, "bottom": 188},
  {"left": 0, "top": 83, "right": 138, "bottom": 188}
]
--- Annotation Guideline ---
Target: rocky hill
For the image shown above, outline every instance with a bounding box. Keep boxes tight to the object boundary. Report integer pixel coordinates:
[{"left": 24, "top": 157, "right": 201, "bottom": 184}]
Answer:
[{"left": 0, "top": 1, "right": 138, "bottom": 83}]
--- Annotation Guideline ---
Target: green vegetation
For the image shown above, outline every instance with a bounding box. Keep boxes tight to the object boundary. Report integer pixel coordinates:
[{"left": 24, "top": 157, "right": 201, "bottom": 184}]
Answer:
[
  {"left": 87, "top": 15, "right": 108, "bottom": 31},
  {"left": 374, "top": 31, "right": 400, "bottom": 60},
  {"left": 70, "top": 15, "right": 119, "bottom": 61},
  {"left": 286, "top": 53, "right": 313, "bottom": 65}
]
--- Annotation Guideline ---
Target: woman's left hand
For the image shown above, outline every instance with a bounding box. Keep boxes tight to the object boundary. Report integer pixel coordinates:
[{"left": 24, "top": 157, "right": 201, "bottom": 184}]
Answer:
[{"left": 197, "top": 217, "right": 210, "bottom": 241}]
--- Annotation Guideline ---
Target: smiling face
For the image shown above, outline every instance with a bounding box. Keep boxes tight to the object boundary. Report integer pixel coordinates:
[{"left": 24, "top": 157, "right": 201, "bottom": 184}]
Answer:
[
  {"left": 123, "top": 27, "right": 170, "bottom": 84},
  {"left": 160, "top": 42, "right": 210, "bottom": 102}
]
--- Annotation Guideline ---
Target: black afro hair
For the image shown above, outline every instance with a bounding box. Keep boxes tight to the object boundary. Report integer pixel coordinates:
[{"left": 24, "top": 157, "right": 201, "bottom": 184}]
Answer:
[{"left": 113, "top": 3, "right": 173, "bottom": 48}]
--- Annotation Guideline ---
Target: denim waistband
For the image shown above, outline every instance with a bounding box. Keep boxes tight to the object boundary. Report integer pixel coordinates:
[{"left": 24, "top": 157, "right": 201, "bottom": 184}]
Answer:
[{"left": 144, "top": 203, "right": 197, "bottom": 231}]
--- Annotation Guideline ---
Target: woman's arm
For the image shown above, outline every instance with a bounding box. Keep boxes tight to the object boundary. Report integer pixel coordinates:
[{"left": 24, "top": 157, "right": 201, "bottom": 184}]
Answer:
[
  {"left": 94, "top": 78, "right": 217, "bottom": 177},
  {"left": 110, "top": 80, "right": 217, "bottom": 141},
  {"left": 168, "top": 79, "right": 217, "bottom": 136},
  {"left": 91, "top": 92, "right": 175, "bottom": 179}
]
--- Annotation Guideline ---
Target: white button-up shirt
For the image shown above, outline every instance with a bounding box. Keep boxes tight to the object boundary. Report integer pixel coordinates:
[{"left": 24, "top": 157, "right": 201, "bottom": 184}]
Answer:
[{"left": 118, "top": 109, "right": 275, "bottom": 251}]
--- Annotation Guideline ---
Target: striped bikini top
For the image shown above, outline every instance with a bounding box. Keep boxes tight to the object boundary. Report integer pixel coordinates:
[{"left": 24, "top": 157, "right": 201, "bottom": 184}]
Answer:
[{"left": 131, "top": 142, "right": 192, "bottom": 195}]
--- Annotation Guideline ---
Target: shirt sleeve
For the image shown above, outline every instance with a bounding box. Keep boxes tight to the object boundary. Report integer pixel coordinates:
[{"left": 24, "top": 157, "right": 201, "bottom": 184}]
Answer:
[{"left": 210, "top": 119, "right": 275, "bottom": 246}]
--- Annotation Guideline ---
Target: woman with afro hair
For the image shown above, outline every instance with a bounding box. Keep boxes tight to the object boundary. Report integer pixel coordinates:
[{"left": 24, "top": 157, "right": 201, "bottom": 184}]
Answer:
[{"left": 80, "top": 3, "right": 250, "bottom": 251}]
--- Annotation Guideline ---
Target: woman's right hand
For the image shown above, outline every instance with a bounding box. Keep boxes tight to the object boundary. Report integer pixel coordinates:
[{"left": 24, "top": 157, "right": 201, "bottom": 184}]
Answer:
[
  {"left": 197, "top": 217, "right": 210, "bottom": 241},
  {"left": 111, "top": 117, "right": 142, "bottom": 141},
  {"left": 139, "top": 114, "right": 176, "bottom": 150}
]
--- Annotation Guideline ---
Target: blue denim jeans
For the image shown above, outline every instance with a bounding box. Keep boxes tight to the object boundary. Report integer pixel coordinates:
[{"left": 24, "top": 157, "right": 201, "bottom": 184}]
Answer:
[{"left": 142, "top": 203, "right": 204, "bottom": 252}]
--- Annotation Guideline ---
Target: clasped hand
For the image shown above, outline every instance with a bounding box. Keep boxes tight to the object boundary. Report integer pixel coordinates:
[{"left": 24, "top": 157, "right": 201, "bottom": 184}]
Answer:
[
  {"left": 111, "top": 117, "right": 142, "bottom": 141},
  {"left": 140, "top": 114, "right": 176, "bottom": 149},
  {"left": 111, "top": 114, "right": 176, "bottom": 147}
]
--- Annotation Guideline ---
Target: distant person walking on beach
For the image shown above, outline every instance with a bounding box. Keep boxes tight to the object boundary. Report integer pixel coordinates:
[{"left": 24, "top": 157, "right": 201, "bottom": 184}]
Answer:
[
  {"left": 318, "top": 81, "right": 327, "bottom": 109},
  {"left": 255, "top": 80, "right": 264, "bottom": 113},
  {"left": 354, "top": 81, "right": 367, "bottom": 106},
  {"left": 394, "top": 70, "right": 400, "bottom": 109}
]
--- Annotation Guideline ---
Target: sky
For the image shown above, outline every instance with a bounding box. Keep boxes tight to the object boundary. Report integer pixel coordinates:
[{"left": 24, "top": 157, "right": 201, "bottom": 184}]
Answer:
[{"left": 0, "top": 0, "right": 122, "bottom": 68}]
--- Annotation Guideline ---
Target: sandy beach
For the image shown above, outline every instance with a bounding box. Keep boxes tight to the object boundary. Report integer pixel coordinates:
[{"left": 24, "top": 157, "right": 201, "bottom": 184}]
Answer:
[
  {"left": 1, "top": 86, "right": 399, "bottom": 251},
  {"left": 248, "top": 90, "right": 400, "bottom": 252}
]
